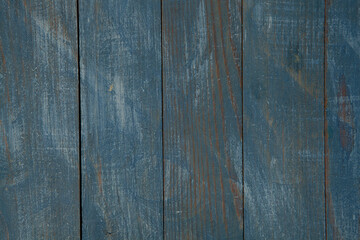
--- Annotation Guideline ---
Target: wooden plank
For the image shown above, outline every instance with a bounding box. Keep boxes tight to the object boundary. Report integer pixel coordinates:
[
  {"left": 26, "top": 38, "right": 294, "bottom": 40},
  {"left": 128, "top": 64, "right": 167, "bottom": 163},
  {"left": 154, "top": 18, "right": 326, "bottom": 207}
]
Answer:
[
  {"left": 325, "top": 0, "right": 360, "bottom": 239},
  {"left": 0, "top": 0, "right": 79, "bottom": 239},
  {"left": 79, "top": 0, "right": 162, "bottom": 239},
  {"left": 163, "top": 0, "right": 243, "bottom": 239},
  {"left": 243, "top": 0, "right": 325, "bottom": 238}
]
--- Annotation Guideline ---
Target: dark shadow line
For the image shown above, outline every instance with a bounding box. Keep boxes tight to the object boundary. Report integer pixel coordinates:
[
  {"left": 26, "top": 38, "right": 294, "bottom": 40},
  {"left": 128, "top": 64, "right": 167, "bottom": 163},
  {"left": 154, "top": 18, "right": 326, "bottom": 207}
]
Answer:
[
  {"left": 76, "top": 0, "right": 82, "bottom": 239},
  {"left": 324, "top": 0, "right": 328, "bottom": 239},
  {"left": 241, "top": 0, "right": 245, "bottom": 239},
  {"left": 161, "top": 0, "right": 165, "bottom": 239}
]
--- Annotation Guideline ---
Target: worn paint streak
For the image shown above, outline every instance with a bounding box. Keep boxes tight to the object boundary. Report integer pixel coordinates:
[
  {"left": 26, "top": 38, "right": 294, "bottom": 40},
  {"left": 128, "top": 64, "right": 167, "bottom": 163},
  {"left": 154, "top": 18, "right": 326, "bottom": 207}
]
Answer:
[
  {"left": 2, "top": 0, "right": 359, "bottom": 239},
  {"left": 244, "top": 0, "right": 325, "bottom": 239},
  {"left": 163, "top": 0, "right": 243, "bottom": 239},
  {"left": 80, "top": 0, "right": 162, "bottom": 239},
  {"left": 326, "top": 0, "right": 360, "bottom": 239},
  {"left": 0, "top": 0, "right": 80, "bottom": 239},
  {"left": 337, "top": 77, "right": 355, "bottom": 152}
]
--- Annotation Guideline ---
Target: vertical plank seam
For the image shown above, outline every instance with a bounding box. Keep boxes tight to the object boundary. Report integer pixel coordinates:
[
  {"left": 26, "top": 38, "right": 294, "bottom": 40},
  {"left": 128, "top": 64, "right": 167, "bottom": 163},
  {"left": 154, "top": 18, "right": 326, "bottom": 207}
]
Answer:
[
  {"left": 241, "top": 0, "right": 245, "bottom": 239},
  {"left": 76, "top": 0, "right": 83, "bottom": 239},
  {"left": 161, "top": 0, "right": 165, "bottom": 239},
  {"left": 324, "top": 0, "right": 328, "bottom": 239}
]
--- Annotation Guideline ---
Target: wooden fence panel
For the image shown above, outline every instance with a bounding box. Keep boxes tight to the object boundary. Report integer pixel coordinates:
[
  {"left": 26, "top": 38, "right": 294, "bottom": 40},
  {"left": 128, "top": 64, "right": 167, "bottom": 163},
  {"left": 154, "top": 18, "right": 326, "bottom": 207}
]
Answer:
[
  {"left": 0, "top": 0, "right": 80, "bottom": 239},
  {"left": 243, "top": 0, "right": 325, "bottom": 238},
  {"left": 326, "top": 0, "right": 360, "bottom": 238},
  {"left": 163, "top": 0, "right": 244, "bottom": 239},
  {"left": 79, "top": 0, "right": 162, "bottom": 239}
]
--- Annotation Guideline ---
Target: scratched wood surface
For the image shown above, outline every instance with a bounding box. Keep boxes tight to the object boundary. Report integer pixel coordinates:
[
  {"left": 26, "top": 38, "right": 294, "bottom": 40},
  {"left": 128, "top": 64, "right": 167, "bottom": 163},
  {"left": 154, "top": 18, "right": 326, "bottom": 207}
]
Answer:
[
  {"left": 2, "top": 0, "right": 360, "bottom": 239},
  {"left": 243, "top": 0, "right": 325, "bottom": 239},
  {"left": 79, "top": 0, "right": 162, "bottom": 239},
  {"left": 163, "top": 0, "right": 244, "bottom": 239},
  {"left": 325, "top": 0, "right": 360, "bottom": 239},
  {"left": 0, "top": 0, "right": 80, "bottom": 239}
]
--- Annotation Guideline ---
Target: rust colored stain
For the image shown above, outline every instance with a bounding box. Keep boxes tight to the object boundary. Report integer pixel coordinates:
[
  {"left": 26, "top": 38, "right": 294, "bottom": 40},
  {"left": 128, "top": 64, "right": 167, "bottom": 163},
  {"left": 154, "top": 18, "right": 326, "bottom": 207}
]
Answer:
[
  {"left": 0, "top": 41, "right": 6, "bottom": 67},
  {"left": 219, "top": 170, "right": 227, "bottom": 234},
  {"left": 327, "top": 194, "right": 343, "bottom": 239},
  {"left": 229, "top": 179, "right": 243, "bottom": 227},
  {"left": 209, "top": 0, "right": 244, "bottom": 233},
  {"left": 209, "top": 0, "right": 228, "bottom": 232},
  {"left": 225, "top": 0, "right": 242, "bottom": 88},
  {"left": 0, "top": 40, "right": 10, "bottom": 103},
  {"left": 96, "top": 158, "right": 103, "bottom": 194},
  {"left": 216, "top": 0, "right": 242, "bottom": 138},
  {"left": 211, "top": 161, "right": 219, "bottom": 225},
  {"left": 337, "top": 76, "right": 355, "bottom": 152},
  {"left": 1, "top": 123, "right": 14, "bottom": 184},
  {"left": 205, "top": 0, "right": 221, "bottom": 229}
]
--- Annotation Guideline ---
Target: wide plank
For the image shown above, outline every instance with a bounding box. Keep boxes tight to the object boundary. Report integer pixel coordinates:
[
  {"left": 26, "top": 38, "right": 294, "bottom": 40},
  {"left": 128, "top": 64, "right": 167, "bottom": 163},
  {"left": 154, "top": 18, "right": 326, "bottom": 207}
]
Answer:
[
  {"left": 326, "top": 0, "right": 360, "bottom": 239},
  {"left": 243, "top": 0, "right": 325, "bottom": 238},
  {"left": 163, "top": 0, "right": 244, "bottom": 239},
  {"left": 0, "top": 0, "right": 80, "bottom": 239},
  {"left": 79, "top": 0, "right": 162, "bottom": 239}
]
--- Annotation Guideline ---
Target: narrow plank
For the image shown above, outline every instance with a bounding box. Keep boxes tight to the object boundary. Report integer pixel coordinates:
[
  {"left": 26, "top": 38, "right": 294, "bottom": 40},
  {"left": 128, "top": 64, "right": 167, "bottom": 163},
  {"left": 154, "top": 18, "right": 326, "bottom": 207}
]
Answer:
[
  {"left": 163, "top": 0, "right": 243, "bottom": 239},
  {"left": 326, "top": 0, "right": 360, "bottom": 239},
  {"left": 243, "top": 0, "right": 325, "bottom": 238},
  {"left": 79, "top": 0, "right": 162, "bottom": 239},
  {"left": 0, "top": 0, "right": 79, "bottom": 239}
]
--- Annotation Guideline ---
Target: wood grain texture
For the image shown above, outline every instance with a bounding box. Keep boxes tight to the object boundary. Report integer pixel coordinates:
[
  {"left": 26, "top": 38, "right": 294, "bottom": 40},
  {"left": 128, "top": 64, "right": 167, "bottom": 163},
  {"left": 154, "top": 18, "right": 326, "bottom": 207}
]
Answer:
[
  {"left": 0, "top": 0, "right": 80, "bottom": 239},
  {"left": 243, "top": 0, "right": 325, "bottom": 238},
  {"left": 163, "top": 0, "right": 243, "bottom": 239},
  {"left": 79, "top": 0, "right": 162, "bottom": 239},
  {"left": 325, "top": 0, "right": 360, "bottom": 239}
]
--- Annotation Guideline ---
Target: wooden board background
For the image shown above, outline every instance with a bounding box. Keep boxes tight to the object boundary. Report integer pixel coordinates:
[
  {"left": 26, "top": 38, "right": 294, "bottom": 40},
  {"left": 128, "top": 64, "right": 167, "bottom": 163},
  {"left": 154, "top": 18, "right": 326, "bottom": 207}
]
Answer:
[
  {"left": 162, "top": 0, "right": 243, "bottom": 239},
  {"left": 0, "top": 0, "right": 359, "bottom": 239},
  {"left": 79, "top": 0, "right": 162, "bottom": 239},
  {"left": 243, "top": 0, "right": 325, "bottom": 239},
  {"left": 0, "top": 0, "right": 80, "bottom": 239},
  {"left": 325, "top": 0, "right": 360, "bottom": 239}
]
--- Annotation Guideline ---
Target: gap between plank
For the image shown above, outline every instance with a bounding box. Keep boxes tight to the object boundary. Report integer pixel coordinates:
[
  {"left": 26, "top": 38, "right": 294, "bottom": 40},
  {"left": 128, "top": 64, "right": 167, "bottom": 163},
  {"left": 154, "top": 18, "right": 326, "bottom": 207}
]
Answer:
[
  {"left": 76, "top": 0, "right": 83, "bottom": 239},
  {"left": 240, "top": 0, "right": 245, "bottom": 239},
  {"left": 161, "top": 0, "right": 165, "bottom": 239},
  {"left": 323, "top": 0, "right": 328, "bottom": 239}
]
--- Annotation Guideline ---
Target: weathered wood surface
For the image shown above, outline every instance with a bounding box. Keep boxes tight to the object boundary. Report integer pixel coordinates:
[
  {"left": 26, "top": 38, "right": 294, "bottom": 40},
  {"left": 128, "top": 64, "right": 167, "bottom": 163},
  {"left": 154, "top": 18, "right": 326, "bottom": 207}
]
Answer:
[
  {"left": 79, "top": 0, "right": 162, "bottom": 239},
  {"left": 0, "top": 0, "right": 80, "bottom": 239},
  {"left": 163, "top": 0, "right": 243, "bottom": 239},
  {"left": 2, "top": 0, "right": 360, "bottom": 239},
  {"left": 243, "top": 0, "right": 325, "bottom": 239},
  {"left": 325, "top": 0, "right": 360, "bottom": 239}
]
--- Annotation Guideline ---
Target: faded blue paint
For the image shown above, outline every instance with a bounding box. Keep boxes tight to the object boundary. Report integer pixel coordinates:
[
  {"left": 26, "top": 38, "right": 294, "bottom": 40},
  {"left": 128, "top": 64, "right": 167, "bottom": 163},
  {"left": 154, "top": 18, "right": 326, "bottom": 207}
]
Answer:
[
  {"left": 0, "top": 0, "right": 80, "bottom": 239},
  {"left": 163, "top": 0, "right": 244, "bottom": 239},
  {"left": 326, "top": 0, "right": 360, "bottom": 239},
  {"left": 79, "top": 0, "right": 162, "bottom": 239},
  {"left": 1, "top": 0, "right": 359, "bottom": 239},
  {"left": 244, "top": 0, "right": 325, "bottom": 239}
]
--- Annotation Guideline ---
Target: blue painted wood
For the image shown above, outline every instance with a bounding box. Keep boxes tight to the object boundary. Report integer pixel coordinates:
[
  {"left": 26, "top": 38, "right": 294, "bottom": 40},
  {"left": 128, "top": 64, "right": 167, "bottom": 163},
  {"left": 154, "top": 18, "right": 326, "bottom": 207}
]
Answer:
[
  {"left": 163, "top": 0, "right": 243, "bottom": 239},
  {"left": 326, "top": 0, "right": 360, "bottom": 239},
  {"left": 0, "top": 0, "right": 80, "bottom": 239},
  {"left": 2, "top": 1, "right": 359, "bottom": 239},
  {"left": 79, "top": 0, "right": 162, "bottom": 239},
  {"left": 243, "top": 0, "right": 325, "bottom": 239}
]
